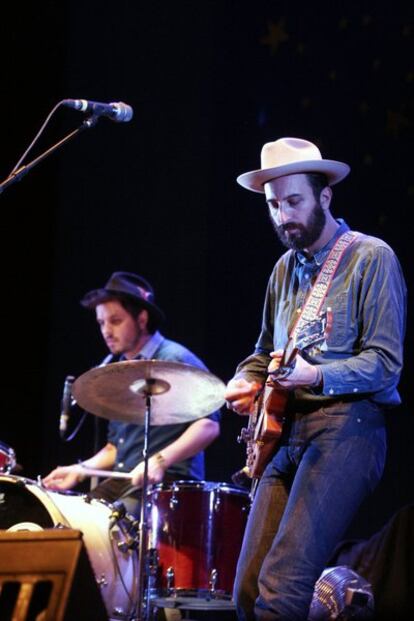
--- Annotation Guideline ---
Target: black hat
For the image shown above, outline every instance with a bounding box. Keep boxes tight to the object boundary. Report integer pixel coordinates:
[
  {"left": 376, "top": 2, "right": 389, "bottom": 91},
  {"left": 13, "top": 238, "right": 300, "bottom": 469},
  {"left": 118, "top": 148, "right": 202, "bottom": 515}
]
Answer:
[{"left": 80, "top": 271, "right": 165, "bottom": 325}]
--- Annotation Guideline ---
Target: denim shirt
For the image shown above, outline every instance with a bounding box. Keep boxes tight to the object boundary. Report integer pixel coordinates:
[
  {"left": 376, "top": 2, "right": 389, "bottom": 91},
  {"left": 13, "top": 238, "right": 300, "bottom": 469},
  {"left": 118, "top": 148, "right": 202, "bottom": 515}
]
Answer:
[{"left": 235, "top": 219, "right": 407, "bottom": 407}]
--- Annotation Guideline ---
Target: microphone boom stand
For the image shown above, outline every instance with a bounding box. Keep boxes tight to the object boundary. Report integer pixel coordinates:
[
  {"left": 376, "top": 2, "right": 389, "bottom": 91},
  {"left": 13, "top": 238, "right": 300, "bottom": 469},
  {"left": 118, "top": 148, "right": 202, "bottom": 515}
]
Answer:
[{"left": 0, "top": 115, "right": 99, "bottom": 195}]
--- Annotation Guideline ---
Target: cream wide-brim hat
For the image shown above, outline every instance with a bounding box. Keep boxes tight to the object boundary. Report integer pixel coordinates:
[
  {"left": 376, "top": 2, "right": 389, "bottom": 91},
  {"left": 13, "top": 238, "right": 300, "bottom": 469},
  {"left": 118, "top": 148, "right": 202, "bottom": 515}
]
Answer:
[{"left": 237, "top": 137, "right": 350, "bottom": 193}]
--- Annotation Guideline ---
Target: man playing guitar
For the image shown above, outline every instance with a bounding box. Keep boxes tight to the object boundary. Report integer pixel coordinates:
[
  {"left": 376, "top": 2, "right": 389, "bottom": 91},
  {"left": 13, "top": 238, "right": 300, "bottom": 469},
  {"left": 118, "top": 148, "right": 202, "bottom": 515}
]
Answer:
[{"left": 225, "top": 137, "right": 406, "bottom": 621}]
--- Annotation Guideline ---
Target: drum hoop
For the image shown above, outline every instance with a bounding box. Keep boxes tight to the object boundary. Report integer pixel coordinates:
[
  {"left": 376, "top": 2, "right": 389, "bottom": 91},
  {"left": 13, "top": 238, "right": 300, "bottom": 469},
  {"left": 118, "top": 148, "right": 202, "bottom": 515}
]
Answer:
[
  {"left": 151, "top": 480, "right": 207, "bottom": 493},
  {"left": 150, "top": 480, "right": 250, "bottom": 498},
  {"left": 0, "top": 440, "right": 14, "bottom": 453},
  {"left": 216, "top": 484, "right": 250, "bottom": 497},
  {"left": 0, "top": 475, "right": 71, "bottom": 527}
]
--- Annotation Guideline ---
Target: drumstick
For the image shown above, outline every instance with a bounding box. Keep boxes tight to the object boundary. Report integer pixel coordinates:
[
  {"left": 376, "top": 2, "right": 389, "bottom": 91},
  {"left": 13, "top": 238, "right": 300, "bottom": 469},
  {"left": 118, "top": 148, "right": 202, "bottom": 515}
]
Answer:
[{"left": 67, "top": 465, "right": 134, "bottom": 479}]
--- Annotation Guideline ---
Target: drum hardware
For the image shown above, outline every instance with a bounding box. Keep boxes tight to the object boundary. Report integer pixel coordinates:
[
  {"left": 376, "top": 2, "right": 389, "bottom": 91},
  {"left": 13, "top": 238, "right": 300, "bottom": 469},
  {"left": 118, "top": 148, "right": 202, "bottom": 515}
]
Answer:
[
  {"left": 109, "top": 499, "right": 128, "bottom": 528},
  {"left": 134, "top": 378, "right": 169, "bottom": 621},
  {"left": 209, "top": 568, "right": 218, "bottom": 593},
  {"left": 69, "top": 360, "right": 226, "bottom": 621},
  {"left": 150, "top": 595, "right": 237, "bottom": 619},
  {"left": 145, "top": 547, "right": 160, "bottom": 599},
  {"left": 0, "top": 441, "right": 17, "bottom": 474},
  {"left": 166, "top": 567, "right": 175, "bottom": 593},
  {"left": 114, "top": 512, "right": 141, "bottom": 553},
  {"left": 96, "top": 573, "right": 109, "bottom": 588},
  {"left": 169, "top": 495, "right": 178, "bottom": 510},
  {"left": 115, "top": 526, "right": 138, "bottom": 553}
]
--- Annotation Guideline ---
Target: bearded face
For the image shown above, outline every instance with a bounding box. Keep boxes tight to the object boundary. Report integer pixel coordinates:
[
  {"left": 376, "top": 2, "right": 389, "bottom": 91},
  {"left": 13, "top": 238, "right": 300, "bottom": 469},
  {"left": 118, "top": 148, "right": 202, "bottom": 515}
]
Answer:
[
  {"left": 265, "top": 174, "right": 329, "bottom": 252},
  {"left": 272, "top": 200, "right": 326, "bottom": 251}
]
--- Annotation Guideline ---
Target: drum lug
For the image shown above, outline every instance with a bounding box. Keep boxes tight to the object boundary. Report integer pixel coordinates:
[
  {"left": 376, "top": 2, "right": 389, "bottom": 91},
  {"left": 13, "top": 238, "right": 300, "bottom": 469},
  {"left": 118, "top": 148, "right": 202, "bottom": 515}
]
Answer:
[
  {"left": 169, "top": 495, "right": 178, "bottom": 510},
  {"left": 209, "top": 568, "right": 218, "bottom": 593},
  {"left": 166, "top": 566, "right": 175, "bottom": 592},
  {"left": 96, "top": 572, "right": 108, "bottom": 588}
]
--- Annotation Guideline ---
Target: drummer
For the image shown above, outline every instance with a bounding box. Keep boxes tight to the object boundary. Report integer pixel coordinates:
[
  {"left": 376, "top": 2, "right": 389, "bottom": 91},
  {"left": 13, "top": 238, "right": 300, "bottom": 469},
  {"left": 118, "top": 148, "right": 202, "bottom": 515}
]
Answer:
[{"left": 43, "top": 271, "right": 221, "bottom": 515}]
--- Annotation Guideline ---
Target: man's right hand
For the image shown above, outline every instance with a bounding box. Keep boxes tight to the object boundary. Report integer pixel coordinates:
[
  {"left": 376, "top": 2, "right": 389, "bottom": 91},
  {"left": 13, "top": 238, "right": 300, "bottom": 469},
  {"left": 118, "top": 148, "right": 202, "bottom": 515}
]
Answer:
[
  {"left": 42, "top": 465, "right": 84, "bottom": 491},
  {"left": 224, "top": 377, "right": 262, "bottom": 415}
]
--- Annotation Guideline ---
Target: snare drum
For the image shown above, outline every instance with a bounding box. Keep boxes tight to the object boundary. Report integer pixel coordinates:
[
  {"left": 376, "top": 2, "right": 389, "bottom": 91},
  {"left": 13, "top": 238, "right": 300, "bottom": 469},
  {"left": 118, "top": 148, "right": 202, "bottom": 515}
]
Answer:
[
  {"left": 0, "top": 441, "right": 16, "bottom": 473},
  {"left": 149, "top": 480, "right": 250, "bottom": 597},
  {"left": 0, "top": 474, "right": 138, "bottom": 620}
]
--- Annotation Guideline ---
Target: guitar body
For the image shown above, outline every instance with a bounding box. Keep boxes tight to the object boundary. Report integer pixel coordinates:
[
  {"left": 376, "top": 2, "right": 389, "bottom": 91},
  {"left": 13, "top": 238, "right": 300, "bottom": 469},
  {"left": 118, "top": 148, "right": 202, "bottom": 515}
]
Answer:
[
  {"left": 247, "top": 381, "right": 287, "bottom": 479},
  {"left": 237, "top": 316, "right": 328, "bottom": 487}
]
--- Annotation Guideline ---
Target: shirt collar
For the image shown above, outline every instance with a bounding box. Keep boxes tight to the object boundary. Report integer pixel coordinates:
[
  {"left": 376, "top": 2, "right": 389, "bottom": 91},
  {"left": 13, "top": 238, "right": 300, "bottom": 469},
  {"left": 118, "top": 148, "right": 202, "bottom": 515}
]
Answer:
[
  {"left": 116, "top": 331, "right": 165, "bottom": 362},
  {"left": 134, "top": 331, "right": 164, "bottom": 360},
  {"left": 296, "top": 218, "right": 350, "bottom": 266}
]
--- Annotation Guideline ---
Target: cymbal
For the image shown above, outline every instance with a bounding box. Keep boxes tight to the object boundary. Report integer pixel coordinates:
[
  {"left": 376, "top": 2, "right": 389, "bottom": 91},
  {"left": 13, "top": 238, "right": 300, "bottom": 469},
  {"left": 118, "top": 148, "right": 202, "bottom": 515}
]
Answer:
[{"left": 72, "top": 359, "right": 225, "bottom": 425}]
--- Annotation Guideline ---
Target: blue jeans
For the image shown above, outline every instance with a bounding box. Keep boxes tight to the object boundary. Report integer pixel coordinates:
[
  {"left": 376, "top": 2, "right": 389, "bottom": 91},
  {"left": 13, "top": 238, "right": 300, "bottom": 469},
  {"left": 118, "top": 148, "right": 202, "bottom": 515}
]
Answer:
[{"left": 233, "top": 399, "right": 386, "bottom": 620}]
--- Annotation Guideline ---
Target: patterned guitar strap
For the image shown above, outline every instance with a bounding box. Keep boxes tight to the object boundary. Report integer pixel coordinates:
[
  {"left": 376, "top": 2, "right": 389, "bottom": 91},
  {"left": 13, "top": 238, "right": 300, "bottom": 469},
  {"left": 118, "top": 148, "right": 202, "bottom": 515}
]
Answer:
[{"left": 290, "top": 230, "right": 360, "bottom": 348}]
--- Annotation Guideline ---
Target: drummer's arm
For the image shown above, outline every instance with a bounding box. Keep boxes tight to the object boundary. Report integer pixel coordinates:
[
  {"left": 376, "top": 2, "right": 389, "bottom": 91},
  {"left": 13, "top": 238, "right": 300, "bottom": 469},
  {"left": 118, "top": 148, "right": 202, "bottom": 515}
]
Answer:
[
  {"left": 80, "top": 442, "right": 117, "bottom": 472},
  {"left": 160, "top": 418, "right": 220, "bottom": 468},
  {"left": 43, "top": 443, "right": 117, "bottom": 490},
  {"left": 130, "top": 418, "right": 219, "bottom": 487}
]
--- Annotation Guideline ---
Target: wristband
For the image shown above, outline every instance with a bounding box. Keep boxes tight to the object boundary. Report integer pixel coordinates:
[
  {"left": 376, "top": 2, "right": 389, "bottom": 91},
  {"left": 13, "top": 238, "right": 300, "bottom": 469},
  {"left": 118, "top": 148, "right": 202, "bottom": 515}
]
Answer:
[{"left": 154, "top": 452, "right": 167, "bottom": 470}]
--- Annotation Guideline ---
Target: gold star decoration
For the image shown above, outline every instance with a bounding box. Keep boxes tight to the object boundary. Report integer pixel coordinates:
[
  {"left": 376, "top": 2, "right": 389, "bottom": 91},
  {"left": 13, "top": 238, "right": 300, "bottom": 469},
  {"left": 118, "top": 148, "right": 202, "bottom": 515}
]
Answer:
[
  {"left": 372, "top": 58, "right": 381, "bottom": 71},
  {"left": 385, "top": 108, "right": 410, "bottom": 139},
  {"left": 377, "top": 213, "right": 387, "bottom": 227},
  {"left": 402, "top": 24, "right": 412, "bottom": 37},
  {"left": 301, "top": 96, "right": 312, "bottom": 109},
  {"left": 260, "top": 19, "right": 289, "bottom": 55},
  {"left": 338, "top": 17, "right": 350, "bottom": 30},
  {"left": 361, "top": 15, "right": 373, "bottom": 26},
  {"left": 363, "top": 154, "right": 374, "bottom": 166}
]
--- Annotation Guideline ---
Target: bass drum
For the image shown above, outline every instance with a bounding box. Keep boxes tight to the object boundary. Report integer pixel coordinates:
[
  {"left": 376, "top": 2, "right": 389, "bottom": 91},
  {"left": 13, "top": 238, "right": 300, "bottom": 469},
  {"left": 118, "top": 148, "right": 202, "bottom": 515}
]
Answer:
[
  {"left": 149, "top": 480, "right": 250, "bottom": 598},
  {"left": 0, "top": 474, "right": 138, "bottom": 621}
]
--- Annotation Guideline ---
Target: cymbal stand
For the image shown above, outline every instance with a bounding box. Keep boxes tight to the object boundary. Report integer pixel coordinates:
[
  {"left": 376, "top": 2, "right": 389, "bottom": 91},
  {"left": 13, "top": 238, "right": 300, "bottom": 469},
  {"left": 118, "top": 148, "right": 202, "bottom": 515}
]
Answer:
[{"left": 135, "top": 378, "right": 157, "bottom": 621}]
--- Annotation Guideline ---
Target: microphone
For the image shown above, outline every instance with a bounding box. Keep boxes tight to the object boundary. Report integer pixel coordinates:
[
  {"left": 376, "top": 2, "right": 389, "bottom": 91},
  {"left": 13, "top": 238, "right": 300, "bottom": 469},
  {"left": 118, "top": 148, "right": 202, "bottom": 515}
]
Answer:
[
  {"left": 59, "top": 375, "right": 75, "bottom": 439},
  {"left": 62, "top": 99, "right": 133, "bottom": 123}
]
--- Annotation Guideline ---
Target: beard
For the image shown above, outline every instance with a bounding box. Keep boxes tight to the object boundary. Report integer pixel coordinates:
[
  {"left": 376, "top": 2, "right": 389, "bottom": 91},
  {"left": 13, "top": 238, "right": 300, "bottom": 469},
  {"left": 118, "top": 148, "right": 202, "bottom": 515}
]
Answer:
[{"left": 272, "top": 201, "right": 326, "bottom": 251}]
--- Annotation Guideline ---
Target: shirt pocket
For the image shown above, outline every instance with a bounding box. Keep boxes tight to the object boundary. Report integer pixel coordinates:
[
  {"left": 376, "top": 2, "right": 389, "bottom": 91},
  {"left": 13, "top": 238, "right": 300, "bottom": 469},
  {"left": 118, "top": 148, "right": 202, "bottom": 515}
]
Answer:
[{"left": 325, "top": 291, "right": 356, "bottom": 348}]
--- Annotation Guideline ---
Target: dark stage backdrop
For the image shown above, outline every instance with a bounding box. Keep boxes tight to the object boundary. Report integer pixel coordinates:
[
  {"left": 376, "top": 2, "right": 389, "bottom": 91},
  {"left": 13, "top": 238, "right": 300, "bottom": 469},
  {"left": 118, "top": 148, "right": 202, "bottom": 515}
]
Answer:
[{"left": 1, "top": 1, "right": 413, "bottom": 539}]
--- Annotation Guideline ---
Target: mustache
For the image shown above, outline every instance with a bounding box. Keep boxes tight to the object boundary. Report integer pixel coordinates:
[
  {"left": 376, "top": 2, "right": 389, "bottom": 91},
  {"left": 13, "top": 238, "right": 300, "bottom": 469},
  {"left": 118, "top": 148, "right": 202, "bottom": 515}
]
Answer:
[{"left": 278, "top": 222, "right": 305, "bottom": 233}]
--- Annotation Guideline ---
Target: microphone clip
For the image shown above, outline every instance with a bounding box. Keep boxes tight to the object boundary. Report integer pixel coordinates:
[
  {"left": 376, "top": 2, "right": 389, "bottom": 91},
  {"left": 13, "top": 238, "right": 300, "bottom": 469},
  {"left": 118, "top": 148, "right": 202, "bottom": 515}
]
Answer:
[{"left": 109, "top": 500, "right": 127, "bottom": 529}]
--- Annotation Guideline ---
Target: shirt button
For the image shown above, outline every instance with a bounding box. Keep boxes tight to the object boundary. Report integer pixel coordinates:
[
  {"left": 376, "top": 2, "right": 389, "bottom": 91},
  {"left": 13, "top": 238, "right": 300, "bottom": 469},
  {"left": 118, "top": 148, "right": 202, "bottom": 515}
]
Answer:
[
  {"left": 118, "top": 462, "right": 124, "bottom": 468},
  {"left": 305, "top": 273, "right": 310, "bottom": 279},
  {"left": 329, "top": 388, "right": 334, "bottom": 395},
  {"left": 353, "top": 388, "right": 358, "bottom": 393},
  {"left": 119, "top": 438, "right": 125, "bottom": 444}
]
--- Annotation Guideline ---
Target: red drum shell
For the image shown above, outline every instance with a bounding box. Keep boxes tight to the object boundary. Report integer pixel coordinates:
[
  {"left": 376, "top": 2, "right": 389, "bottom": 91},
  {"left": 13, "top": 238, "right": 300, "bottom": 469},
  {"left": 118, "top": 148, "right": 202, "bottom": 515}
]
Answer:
[{"left": 149, "top": 480, "right": 250, "bottom": 596}]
